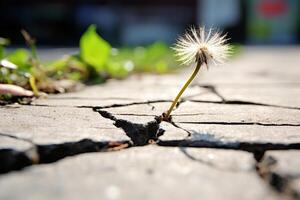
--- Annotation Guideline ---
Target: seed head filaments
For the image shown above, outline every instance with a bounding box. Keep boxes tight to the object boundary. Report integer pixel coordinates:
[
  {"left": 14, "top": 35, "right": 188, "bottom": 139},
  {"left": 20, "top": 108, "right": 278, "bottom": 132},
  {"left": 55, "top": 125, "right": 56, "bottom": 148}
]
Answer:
[{"left": 161, "top": 27, "right": 231, "bottom": 121}]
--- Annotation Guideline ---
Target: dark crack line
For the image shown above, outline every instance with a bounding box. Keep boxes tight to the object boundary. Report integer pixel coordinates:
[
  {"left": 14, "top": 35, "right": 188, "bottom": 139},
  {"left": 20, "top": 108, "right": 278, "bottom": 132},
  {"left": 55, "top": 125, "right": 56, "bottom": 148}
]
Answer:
[
  {"left": 194, "top": 82, "right": 300, "bottom": 87},
  {"left": 108, "top": 112, "right": 216, "bottom": 117},
  {"left": 0, "top": 133, "right": 34, "bottom": 144},
  {"left": 0, "top": 102, "right": 165, "bottom": 174},
  {"left": 95, "top": 109, "right": 164, "bottom": 146},
  {"left": 169, "top": 121, "right": 192, "bottom": 137},
  {"left": 114, "top": 113, "right": 156, "bottom": 116},
  {"left": 146, "top": 102, "right": 156, "bottom": 110},
  {"left": 11, "top": 95, "right": 299, "bottom": 111},
  {"left": 2, "top": 82, "right": 300, "bottom": 183},
  {"left": 9, "top": 99, "right": 171, "bottom": 109},
  {"left": 21, "top": 100, "right": 170, "bottom": 109},
  {"left": 181, "top": 90, "right": 213, "bottom": 101},
  {"left": 12, "top": 103, "right": 78, "bottom": 108},
  {"left": 157, "top": 140, "right": 300, "bottom": 153},
  {"left": 177, "top": 121, "right": 300, "bottom": 127},
  {"left": 187, "top": 99, "right": 300, "bottom": 110},
  {"left": 0, "top": 139, "right": 131, "bottom": 174},
  {"left": 198, "top": 85, "right": 226, "bottom": 102},
  {"left": 88, "top": 100, "right": 172, "bottom": 109},
  {"left": 157, "top": 134, "right": 300, "bottom": 197},
  {"left": 87, "top": 98, "right": 300, "bottom": 111},
  {"left": 189, "top": 83, "right": 300, "bottom": 110},
  {"left": 256, "top": 155, "right": 300, "bottom": 199},
  {"left": 179, "top": 147, "right": 250, "bottom": 172},
  {"left": 2, "top": 82, "right": 299, "bottom": 113},
  {"left": 47, "top": 97, "right": 137, "bottom": 101},
  {"left": 94, "top": 95, "right": 190, "bottom": 146}
]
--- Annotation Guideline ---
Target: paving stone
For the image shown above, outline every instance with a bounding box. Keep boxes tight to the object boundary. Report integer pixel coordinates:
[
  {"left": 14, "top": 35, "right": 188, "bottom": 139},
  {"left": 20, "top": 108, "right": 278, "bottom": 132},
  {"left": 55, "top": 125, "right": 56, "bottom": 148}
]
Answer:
[
  {"left": 159, "top": 121, "right": 189, "bottom": 140},
  {"left": 172, "top": 101, "right": 300, "bottom": 125},
  {"left": 177, "top": 124, "right": 300, "bottom": 144},
  {"left": 96, "top": 101, "right": 300, "bottom": 144},
  {"left": 0, "top": 105, "right": 129, "bottom": 145},
  {"left": 1, "top": 47, "right": 299, "bottom": 200},
  {"left": 263, "top": 150, "right": 300, "bottom": 177},
  {"left": 261, "top": 151, "right": 300, "bottom": 197},
  {"left": 0, "top": 146, "right": 273, "bottom": 200},
  {"left": 198, "top": 47, "right": 300, "bottom": 85},
  {"left": 32, "top": 75, "right": 221, "bottom": 107},
  {"left": 0, "top": 134, "right": 33, "bottom": 151},
  {"left": 215, "top": 85, "right": 300, "bottom": 108},
  {"left": 194, "top": 48, "right": 300, "bottom": 108},
  {"left": 96, "top": 99, "right": 300, "bottom": 127},
  {"left": 32, "top": 97, "right": 136, "bottom": 108}
]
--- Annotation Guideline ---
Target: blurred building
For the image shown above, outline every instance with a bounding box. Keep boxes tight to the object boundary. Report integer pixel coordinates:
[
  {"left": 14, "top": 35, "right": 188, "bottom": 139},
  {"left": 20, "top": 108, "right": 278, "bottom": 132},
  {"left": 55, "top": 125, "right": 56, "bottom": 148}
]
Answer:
[
  {"left": 0, "top": 0, "right": 299, "bottom": 46},
  {"left": 245, "top": 0, "right": 299, "bottom": 44}
]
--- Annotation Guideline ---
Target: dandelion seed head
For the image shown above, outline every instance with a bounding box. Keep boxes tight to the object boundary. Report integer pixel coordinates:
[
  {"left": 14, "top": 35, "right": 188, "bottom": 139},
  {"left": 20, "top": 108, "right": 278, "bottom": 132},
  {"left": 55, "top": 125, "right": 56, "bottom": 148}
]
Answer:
[{"left": 173, "top": 27, "right": 231, "bottom": 66}]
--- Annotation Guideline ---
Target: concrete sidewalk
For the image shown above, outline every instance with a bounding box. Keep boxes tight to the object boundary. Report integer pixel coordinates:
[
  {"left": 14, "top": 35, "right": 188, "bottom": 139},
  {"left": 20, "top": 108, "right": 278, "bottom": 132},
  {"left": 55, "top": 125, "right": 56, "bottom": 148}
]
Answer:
[{"left": 0, "top": 47, "right": 300, "bottom": 200}]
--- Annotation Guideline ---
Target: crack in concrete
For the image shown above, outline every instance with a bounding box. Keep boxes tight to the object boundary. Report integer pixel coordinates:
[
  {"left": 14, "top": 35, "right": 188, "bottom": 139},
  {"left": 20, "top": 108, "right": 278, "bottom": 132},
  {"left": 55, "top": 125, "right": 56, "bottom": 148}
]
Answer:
[
  {"left": 94, "top": 109, "right": 164, "bottom": 146},
  {"left": 86, "top": 100, "right": 172, "bottom": 109},
  {"left": 10, "top": 90, "right": 298, "bottom": 111},
  {"left": 146, "top": 101, "right": 156, "bottom": 110},
  {"left": 114, "top": 113, "right": 157, "bottom": 116},
  {"left": 0, "top": 139, "right": 130, "bottom": 174},
  {"left": 188, "top": 99, "right": 300, "bottom": 110},
  {"left": 177, "top": 121, "right": 300, "bottom": 127},
  {"left": 78, "top": 95, "right": 300, "bottom": 111},
  {"left": 191, "top": 84, "right": 300, "bottom": 110},
  {"left": 91, "top": 89, "right": 300, "bottom": 199},
  {"left": 0, "top": 133, "right": 34, "bottom": 144},
  {"left": 158, "top": 136, "right": 300, "bottom": 197},
  {"left": 2, "top": 83, "right": 300, "bottom": 200},
  {"left": 256, "top": 154, "right": 300, "bottom": 200},
  {"left": 157, "top": 140, "right": 300, "bottom": 154},
  {"left": 169, "top": 121, "right": 192, "bottom": 137},
  {"left": 198, "top": 85, "right": 226, "bottom": 102},
  {"left": 47, "top": 97, "right": 137, "bottom": 100},
  {"left": 2, "top": 120, "right": 300, "bottom": 200},
  {"left": 179, "top": 147, "right": 250, "bottom": 172}
]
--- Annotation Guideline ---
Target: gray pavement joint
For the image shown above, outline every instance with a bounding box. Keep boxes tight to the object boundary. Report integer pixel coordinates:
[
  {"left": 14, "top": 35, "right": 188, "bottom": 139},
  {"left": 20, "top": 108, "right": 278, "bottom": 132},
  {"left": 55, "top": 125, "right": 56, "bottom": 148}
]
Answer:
[
  {"left": 0, "top": 139, "right": 131, "bottom": 174},
  {"left": 256, "top": 155, "right": 300, "bottom": 200}
]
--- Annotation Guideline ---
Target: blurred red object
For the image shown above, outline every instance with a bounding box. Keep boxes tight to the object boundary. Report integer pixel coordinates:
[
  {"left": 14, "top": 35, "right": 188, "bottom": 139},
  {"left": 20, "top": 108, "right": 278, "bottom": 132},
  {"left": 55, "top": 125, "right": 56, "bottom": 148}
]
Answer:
[{"left": 258, "top": 0, "right": 287, "bottom": 18}]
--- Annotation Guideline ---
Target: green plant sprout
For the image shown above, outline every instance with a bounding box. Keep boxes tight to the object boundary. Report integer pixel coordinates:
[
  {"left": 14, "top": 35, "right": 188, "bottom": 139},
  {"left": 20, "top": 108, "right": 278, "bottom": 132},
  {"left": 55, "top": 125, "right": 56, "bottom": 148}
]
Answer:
[
  {"left": 0, "top": 25, "right": 178, "bottom": 102},
  {"left": 0, "top": 25, "right": 239, "bottom": 105},
  {"left": 161, "top": 27, "right": 231, "bottom": 122}
]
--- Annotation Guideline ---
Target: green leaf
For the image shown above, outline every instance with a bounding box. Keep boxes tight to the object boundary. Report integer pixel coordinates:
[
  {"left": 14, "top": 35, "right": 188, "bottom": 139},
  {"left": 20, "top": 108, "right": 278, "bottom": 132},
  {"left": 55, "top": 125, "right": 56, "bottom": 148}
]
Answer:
[
  {"left": 7, "top": 49, "right": 30, "bottom": 70},
  {"left": 80, "top": 25, "right": 111, "bottom": 71},
  {"left": 106, "top": 60, "right": 130, "bottom": 79},
  {"left": 155, "top": 60, "right": 168, "bottom": 74},
  {"left": 0, "top": 37, "right": 10, "bottom": 59},
  {"left": 0, "top": 46, "right": 4, "bottom": 59},
  {"left": 146, "top": 42, "right": 169, "bottom": 61}
]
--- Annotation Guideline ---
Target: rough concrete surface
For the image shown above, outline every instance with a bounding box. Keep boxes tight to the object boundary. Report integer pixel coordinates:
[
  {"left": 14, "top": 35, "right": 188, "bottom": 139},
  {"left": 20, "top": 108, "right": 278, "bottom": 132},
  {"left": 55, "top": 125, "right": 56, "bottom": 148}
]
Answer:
[{"left": 0, "top": 47, "right": 300, "bottom": 200}]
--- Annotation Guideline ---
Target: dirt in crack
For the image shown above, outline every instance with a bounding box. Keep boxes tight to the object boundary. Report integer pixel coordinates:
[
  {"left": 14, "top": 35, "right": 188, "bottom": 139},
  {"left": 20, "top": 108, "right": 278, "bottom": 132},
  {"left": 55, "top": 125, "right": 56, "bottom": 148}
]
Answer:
[
  {"left": 0, "top": 139, "right": 130, "bottom": 174},
  {"left": 95, "top": 109, "right": 164, "bottom": 146},
  {"left": 256, "top": 155, "right": 300, "bottom": 199}
]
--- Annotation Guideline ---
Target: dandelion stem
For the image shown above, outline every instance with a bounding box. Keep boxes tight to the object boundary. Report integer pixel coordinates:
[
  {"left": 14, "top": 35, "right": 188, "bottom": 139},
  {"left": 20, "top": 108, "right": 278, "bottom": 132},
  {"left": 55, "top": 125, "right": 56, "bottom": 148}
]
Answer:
[{"left": 165, "top": 61, "right": 202, "bottom": 119}]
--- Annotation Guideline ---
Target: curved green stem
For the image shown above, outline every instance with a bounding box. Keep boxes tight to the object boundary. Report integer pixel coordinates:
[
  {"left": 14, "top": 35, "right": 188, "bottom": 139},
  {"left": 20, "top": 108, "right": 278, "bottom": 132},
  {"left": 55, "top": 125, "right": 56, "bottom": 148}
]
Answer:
[{"left": 165, "top": 62, "right": 202, "bottom": 119}]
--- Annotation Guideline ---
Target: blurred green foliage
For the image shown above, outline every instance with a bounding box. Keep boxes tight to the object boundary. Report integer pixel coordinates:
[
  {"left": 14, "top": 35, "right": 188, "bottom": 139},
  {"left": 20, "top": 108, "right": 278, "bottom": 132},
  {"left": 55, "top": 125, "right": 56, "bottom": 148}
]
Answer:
[
  {"left": 0, "top": 25, "right": 179, "bottom": 96},
  {"left": 80, "top": 25, "right": 111, "bottom": 70},
  {"left": 0, "top": 25, "right": 241, "bottom": 99}
]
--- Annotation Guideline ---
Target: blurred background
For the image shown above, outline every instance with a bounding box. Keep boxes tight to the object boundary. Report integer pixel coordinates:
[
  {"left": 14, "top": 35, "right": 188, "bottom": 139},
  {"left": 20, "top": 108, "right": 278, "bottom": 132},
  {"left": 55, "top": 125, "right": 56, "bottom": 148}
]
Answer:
[{"left": 0, "top": 0, "right": 299, "bottom": 47}]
